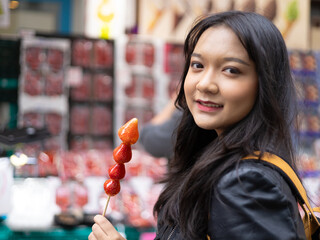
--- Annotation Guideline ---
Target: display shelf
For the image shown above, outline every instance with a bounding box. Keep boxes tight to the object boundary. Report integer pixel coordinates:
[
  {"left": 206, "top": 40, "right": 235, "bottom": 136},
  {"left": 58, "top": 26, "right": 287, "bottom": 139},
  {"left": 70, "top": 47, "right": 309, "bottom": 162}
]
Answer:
[
  {"left": 0, "top": 78, "right": 18, "bottom": 90},
  {"left": 68, "top": 37, "right": 115, "bottom": 150},
  {"left": 0, "top": 38, "right": 20, "bottom": 79},
  {"left": 0, "top": 224, "right": 155, "bottom": 240},
  {"left": 8, "top": 226, "right": 91, "bottom": 240},
  {"left": 0, "top": 224, "right": 11, "bottom": 240},
  {"left": 123, "top": 225, "right": 155, "bottom": 240}
]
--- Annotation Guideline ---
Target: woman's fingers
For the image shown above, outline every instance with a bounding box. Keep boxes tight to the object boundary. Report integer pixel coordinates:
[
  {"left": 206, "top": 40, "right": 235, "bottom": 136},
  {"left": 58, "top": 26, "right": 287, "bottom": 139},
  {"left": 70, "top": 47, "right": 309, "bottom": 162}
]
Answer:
[
  {"left": 90, "top": 214, "right": 125, "bottom": 240},
  {"left": 94, "top": 215, "right": 116, "bottom": 236},
  {"left": 91, "top": 222, "right": 109, "bottom": 240},
  {"left": 88, "top": 231, "right": 98, "bottom": 240}
]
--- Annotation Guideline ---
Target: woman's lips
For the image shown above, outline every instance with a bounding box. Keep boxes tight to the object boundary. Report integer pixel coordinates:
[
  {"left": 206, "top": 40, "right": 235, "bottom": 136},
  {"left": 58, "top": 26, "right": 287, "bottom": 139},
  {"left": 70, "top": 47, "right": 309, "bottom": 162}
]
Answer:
[{"left": 196, "top": 100, "right": 223, "bottom": 112}]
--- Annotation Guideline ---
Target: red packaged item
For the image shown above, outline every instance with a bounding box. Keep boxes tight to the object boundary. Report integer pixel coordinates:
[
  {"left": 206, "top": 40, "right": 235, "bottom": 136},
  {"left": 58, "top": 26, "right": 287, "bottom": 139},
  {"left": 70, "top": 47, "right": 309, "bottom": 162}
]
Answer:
[
  {"left": 47, "top": 48, "right": 64, "bottom": 72},
  {"left": 93, "top": 40, "right": 113, "bottom": 68},
  {"left": 25, "top": 47, "right": 44, "bottom": 71},
  {"left": 307, "top": 112, "right": 320, "bottom": 133},
  {"left": 44, "top": 137, "right": 62, "bottom": 152},
  {"left": 84, "top": 150, "right": 103, "bottom": 176},
  {"left": 126, "top": 157, "right": 143, "bottom": 178},
  {"left": 91, "top": 139, "right": 112, "bottom": 150},
  {"left": 144, "top": 184, "right": 162, "bottom": 226},
  {"left": 143, "top": 43, "right": 155, "bottom": 67},
  {"left": 168, "top": 74, "right": 181, "bottom": 97},
  {"left": 304, "top": 80, "right": 319, "bottom": 103},
  {"left": 93, "top": 73, "right": 113, "bottom": 101},
  {"left": 72, "top": 39, "right": 92, "bottom": 67},
  {"left": 303, "top": 53, "right": 317, "bottom": 72},
  {"left": 38, "top": 151, "right": 58, "bottom": 177},
  {"left": 84, "top": 150, "right": 111, "bottom": 176},
  {"left": 124, "top": 107, "right": 153, "bottom": 126},
  {"left": 289, "top": 51, "right": 303, "bottom": 72},
  {"left": 22, "top": 112, "right": 43, "bottom": 129},
  {"left": 70, "top": 73, "right": 91, "bottom": 101},
  {"left": 124, "top": 108, "right": 138, "bottom": 124},
  {"left": 121, "top": 187, "right": 141, "bottom": 223},
  {"left": 69, "top": 136, "right": 91, "bottom": 151},
  {"left": 125, "top": 42, "right": 137, "bottom": 65},
  {"left": 56, "top": 181, "right": 71, "bottom": 211},
  {"left": 91, "top": 106, "right": 112, "bottom": 135},
  {"left": 74, "top": 182, "right": 88, "bottom": 208},
  {"left": 121, "top": 182, "right": 156, "bottom": 228},
  {"left": 59, "top": 151, "right": 85, "bottom": 180},
  {"left": 56, "top": 180, "right": 88, "bottom": 212},
  {"left": 45, "top": 73, "right": 64, "bottom": 96},
  {"left": 24, "top": 70, "right": 43, "bottom": 96},
  {"left": 142, "top": 153, "right": 167, "bottom": 181},
  {"left": 298, "top": 153, "right": 317, "bottom": 172},
  {"left": 70, "top": 105, "right": 90, "bottom": 135},
  {"left": 164, "top": 43, "right": 184, "bottom": 73},
  {"left": 142, "top": 76, "right": 155, "bottom": 99},
  {"left": 125, "top": 75, "right": 137, "bottom": 98},
  {"left": 45, "top": 112, "right": 63, "bottom": 135}
]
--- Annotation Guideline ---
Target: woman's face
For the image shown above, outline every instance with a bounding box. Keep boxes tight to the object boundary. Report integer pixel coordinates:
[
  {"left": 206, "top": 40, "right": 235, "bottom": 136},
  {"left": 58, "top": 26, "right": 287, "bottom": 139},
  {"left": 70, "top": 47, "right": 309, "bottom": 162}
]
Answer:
[{"left": 184, "top": 26, "right": 258, "bottom": 135}]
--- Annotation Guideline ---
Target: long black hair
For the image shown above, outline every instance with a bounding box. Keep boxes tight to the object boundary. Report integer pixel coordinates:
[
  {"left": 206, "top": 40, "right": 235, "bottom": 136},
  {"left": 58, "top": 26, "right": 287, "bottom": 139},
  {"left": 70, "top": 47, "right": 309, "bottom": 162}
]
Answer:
[{"left": 154, "top": 11, "right": 298, "bottom": 239}]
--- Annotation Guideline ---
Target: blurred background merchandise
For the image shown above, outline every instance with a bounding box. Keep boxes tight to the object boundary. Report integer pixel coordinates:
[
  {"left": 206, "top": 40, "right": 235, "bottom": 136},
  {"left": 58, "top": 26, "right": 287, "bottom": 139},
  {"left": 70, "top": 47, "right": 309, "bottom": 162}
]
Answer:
[{"left": 0, "top": 0, "right": 319, "bottom": 239}]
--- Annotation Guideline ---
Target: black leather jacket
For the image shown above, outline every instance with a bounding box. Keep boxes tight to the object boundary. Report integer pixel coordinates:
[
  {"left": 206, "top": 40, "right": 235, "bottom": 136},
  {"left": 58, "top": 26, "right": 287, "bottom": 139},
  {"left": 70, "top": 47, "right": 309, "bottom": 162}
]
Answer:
[{"left": 155, "top": 160, "right": 306, "bottom": 240}]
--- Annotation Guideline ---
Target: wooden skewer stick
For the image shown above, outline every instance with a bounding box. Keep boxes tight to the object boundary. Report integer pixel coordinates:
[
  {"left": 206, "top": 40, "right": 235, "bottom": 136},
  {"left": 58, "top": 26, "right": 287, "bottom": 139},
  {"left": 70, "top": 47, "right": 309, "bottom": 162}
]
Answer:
[{"left": 103, "top": 195, "right": 111, "bottom": 217}]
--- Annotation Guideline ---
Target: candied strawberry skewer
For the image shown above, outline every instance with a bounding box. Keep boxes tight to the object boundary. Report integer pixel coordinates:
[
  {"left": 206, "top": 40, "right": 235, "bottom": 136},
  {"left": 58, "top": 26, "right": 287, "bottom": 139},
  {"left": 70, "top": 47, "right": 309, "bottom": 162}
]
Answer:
[
  {"left": 117, "top": 118, "right": 139, "bottom": 145},
  {"left": 103, "top": 118, "right": 139, "bottom": 216},
  {"left": 113, "top": 143, "right": 132, "bottom": 163}
]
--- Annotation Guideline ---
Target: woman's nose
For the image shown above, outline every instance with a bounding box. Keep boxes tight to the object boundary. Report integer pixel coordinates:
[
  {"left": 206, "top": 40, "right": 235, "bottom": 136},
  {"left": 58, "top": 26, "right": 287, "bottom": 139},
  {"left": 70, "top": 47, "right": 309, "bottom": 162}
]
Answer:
[{"left": 196, "top": 70, "right": 219, "bottom": 94}]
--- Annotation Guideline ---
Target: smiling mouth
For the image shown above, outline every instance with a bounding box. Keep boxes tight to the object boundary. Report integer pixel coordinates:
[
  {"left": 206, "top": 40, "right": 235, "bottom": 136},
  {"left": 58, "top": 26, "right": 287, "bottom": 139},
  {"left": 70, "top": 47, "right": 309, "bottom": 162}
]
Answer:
[{"left": 197, "top": 100, "right": 223, "bottom": 108}]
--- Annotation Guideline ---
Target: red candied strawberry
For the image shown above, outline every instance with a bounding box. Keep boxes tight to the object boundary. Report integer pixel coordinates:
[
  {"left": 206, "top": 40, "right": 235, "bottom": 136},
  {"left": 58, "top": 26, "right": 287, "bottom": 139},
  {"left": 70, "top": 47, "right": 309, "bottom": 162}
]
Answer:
[
  {"left": 108, "top": 163, "right": 126, "bottom": 180},
  {"left": 118, "top": 118, "right": 139, "bottom": 145},
  {"left": 103, "top": 179, "right": 120, "bottom": 196},
  {"left": 113, "top": 143, "right": 132, "bottom": 163}
]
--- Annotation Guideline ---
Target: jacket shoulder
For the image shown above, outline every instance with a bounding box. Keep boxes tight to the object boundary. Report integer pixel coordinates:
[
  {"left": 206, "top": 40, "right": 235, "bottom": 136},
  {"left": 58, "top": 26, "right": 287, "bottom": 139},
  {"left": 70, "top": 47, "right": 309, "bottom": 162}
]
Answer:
[
  {"left": 208, "top": 160, "right": 306, "bottom": 240},
  {"left": 217, "top": 160, "right": 286, "bottom": 191}
]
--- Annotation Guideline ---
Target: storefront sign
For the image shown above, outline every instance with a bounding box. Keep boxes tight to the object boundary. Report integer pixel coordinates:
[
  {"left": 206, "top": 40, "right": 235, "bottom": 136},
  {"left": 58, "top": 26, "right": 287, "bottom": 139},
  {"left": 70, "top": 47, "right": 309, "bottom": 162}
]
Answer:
[
  {"left": 85, "top": 0, "right": 126, "bottom": 39},
  {"left": 139, "top": 0, "right": 310, "bottom": 49}
]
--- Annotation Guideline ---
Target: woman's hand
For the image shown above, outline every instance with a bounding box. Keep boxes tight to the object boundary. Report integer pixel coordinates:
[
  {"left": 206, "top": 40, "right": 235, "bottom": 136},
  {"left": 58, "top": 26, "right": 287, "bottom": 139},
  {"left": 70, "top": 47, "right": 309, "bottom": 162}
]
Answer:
[{"left": 88, "top": 215, "right": 126, "bottom": 240}]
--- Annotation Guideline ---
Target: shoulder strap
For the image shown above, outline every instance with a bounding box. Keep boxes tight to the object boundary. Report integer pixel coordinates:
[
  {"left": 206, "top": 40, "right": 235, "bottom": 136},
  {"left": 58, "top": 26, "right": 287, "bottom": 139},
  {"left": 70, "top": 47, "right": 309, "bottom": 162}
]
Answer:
[{"left": 242, "top": 151, "right": 320, "bottom": 226}]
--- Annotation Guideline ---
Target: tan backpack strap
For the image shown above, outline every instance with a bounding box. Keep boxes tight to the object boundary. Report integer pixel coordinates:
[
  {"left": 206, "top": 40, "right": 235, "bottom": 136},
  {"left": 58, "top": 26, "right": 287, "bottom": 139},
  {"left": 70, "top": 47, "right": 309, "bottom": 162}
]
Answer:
[{"left": 242, "top": 151, "right": 320, "bottom": 227}]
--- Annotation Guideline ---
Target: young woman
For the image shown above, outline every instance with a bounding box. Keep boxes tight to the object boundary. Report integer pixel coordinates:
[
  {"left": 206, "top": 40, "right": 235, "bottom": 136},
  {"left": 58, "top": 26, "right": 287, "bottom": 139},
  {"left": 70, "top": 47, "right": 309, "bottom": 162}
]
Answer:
[{"left": 89, "top": 11, "right": 306, "bottom": 240}]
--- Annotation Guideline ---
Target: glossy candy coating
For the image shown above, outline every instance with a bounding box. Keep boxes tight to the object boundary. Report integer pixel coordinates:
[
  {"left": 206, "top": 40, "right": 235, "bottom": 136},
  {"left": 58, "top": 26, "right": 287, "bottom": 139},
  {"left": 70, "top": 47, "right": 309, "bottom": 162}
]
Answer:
[
  {"left": 113, "top": 143, "right": 132, "bottom": 163},
  {"left": 103, "top": 118, "right": 139, "bottom": 200},
  {"left": 118, "top": 118, "right": 139, "bottom": 145},
  {"left": 108, "top": 163, "right": 126, "bottom": 180},
  {"left": 103, "top": 179, "right": 121, "bottom": 196}
]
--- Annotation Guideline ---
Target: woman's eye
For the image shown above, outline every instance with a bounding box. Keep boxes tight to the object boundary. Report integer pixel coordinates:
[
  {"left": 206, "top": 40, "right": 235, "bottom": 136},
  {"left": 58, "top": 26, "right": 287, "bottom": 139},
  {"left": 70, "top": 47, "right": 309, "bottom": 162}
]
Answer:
[
  {"left": 224, "top": 67, "right": 240, "bottom": 74},
  {"left": 190, "top": 62, "right": 203, "bottom": 69}
]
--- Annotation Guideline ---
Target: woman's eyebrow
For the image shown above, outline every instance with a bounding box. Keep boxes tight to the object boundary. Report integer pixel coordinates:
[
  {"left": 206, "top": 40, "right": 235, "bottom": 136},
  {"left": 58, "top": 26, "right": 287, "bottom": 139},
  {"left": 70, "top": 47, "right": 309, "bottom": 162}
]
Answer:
[
  {"left": 223, "top": 57, "right": 250, "bottom": 66},
  {"left": 192, "top": 53, "right": 250, "bottom": 66},
  {"left": 191, "top": 53, "right": 202, "bottom": 58}
]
